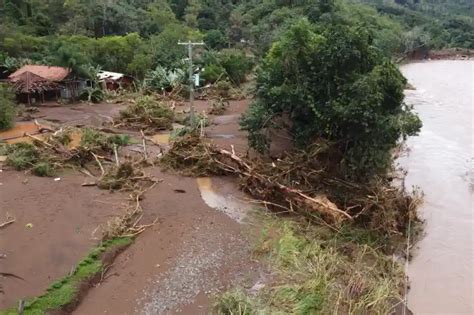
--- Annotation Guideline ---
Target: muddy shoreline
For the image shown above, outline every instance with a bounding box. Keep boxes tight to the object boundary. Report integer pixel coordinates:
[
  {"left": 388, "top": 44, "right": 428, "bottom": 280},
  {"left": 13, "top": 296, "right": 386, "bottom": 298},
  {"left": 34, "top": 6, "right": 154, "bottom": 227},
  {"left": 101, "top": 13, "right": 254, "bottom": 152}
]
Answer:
[{"left": 400, "top": 48, "right": 474, "bottom": 64}]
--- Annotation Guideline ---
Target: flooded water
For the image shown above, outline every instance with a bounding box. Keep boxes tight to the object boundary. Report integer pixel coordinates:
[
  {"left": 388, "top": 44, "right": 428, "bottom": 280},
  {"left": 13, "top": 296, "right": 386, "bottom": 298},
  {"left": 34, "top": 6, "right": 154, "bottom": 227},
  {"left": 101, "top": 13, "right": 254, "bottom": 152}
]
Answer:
[
  {"left": 400, "top": 60, "right": 473, "bottom": 314},
  {"left": 196, "top": 177, "right": 250, "bottom": 223},
  {"left": 0, "top": 122, "right": 41, "bottom": 143}
]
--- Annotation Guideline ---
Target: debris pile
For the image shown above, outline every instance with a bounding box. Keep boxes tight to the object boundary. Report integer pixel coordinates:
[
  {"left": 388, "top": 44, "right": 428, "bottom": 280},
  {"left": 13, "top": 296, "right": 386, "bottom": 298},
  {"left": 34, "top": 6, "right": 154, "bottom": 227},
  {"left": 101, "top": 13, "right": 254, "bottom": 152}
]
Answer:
[
  {"left": 116, "top": 96, "right": 174, "bottom": 134},
  {"left": 162, "top": 134, "right": 422, "bottom": 243},
  {"left": 208, "top": 98, "right": 230, "bottom": 115}
]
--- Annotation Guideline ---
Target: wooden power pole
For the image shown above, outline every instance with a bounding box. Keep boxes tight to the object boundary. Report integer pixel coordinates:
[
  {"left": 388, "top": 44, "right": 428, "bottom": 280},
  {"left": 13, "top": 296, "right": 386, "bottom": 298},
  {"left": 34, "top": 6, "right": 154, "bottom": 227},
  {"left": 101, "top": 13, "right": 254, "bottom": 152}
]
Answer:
[{"left": 178, "top": 41, "right": 204, "bottom": 127}]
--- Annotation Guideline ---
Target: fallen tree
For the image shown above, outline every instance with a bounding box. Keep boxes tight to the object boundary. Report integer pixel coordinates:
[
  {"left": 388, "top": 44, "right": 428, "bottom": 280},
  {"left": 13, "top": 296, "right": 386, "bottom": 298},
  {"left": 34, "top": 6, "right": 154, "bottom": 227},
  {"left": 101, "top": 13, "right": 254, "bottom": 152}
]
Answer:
[{"left": 161, "top": 134, "right": 421, "bottom": 244}]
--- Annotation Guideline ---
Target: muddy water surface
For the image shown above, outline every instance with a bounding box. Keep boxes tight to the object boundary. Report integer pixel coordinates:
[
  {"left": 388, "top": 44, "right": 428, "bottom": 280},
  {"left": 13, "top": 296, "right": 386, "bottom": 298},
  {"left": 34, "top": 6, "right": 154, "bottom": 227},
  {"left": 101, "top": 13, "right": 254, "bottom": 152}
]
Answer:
[{"left": 400, "top": 60, "right": 473, "bottom": 314}]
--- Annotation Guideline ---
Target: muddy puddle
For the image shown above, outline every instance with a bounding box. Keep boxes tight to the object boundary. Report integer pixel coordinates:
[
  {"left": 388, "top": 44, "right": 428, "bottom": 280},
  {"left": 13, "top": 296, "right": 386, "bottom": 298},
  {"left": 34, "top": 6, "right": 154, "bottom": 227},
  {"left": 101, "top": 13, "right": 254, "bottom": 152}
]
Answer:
[
  {"left": 0, "top": 122, "right": 45, "bottom": 144},
  {"left": 149, "top": 133, "right": 170, "bottom": 145},
  {"left": 196, "top": 177, "right": 252, "bottom": 223},
  {"left": 400, "top": 60, "right": 473, "bottom": 314}
]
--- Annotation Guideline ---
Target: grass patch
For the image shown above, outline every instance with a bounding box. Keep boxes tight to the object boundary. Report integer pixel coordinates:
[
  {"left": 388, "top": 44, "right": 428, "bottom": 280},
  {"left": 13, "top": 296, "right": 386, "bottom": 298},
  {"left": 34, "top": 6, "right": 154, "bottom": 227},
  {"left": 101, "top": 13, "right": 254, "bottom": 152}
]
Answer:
[
  {"left": 0, "top": 237, "right": 132, "bottom": 315},
  {"left": 214, "top": 290, "right": 255, "bottom": 315},
  {"left": 31, "top": 161, "right": 56, "bottom": 177},
  {"left": 214, "top": 216, "right": 405, "bottom": 315}
]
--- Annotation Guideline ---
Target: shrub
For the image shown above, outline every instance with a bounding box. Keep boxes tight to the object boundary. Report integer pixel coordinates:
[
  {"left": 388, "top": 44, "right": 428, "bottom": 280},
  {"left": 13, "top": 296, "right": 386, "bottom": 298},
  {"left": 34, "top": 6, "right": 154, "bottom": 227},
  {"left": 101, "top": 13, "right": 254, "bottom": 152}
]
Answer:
[
  {"left": 0, "top": 84, "right": 16, "bottom": 131},
  {"left": 201, "top": 63, "right": 225, "bottom": 84},
  {"left": 32, "top": 161, "right": 55, "bottom": 177},
  {"left": 204, "top": 30, "right": 228, "bottom": 49},
  {"left": 218, "top": 49, "right": 253, "bottom": 85}
]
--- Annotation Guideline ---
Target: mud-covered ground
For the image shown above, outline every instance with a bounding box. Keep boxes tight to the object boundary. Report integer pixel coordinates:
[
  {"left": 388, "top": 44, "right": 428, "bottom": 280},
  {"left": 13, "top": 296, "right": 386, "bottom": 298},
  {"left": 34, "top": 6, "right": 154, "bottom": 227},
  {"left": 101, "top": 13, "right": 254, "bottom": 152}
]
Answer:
[
  {"left": 0, "top": 98, "right": 266, "bottom": 313},
  {"left": 0, "top": 170, "right": 126, "bottom": 308}
]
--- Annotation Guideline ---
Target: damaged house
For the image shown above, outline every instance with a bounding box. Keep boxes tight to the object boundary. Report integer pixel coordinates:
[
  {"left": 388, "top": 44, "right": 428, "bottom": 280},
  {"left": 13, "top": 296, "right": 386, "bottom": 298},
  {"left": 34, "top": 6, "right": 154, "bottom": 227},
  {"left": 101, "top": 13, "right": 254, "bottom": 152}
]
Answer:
[
  {"left": 7, "top": 65, "right": 88, "bottom": 104},
  {"left": 97, "top": 70, "right": 134, "bottom": 91}
]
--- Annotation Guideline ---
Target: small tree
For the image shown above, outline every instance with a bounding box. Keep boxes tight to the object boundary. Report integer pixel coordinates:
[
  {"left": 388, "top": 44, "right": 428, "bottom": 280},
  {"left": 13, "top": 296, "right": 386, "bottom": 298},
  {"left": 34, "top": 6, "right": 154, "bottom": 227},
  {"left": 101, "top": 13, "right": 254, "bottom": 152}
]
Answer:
[
  {"left": 218, "top": 49, "right": 253, "bottom": 85},
  {"left": 204, "top": 30, "right": 228, "bottom": 49},
  {"left": 0, "top": 84, "right": 16, "bottom": 131},
  {"left": 241, "top": 19, "right": 421, "bottom": 179}
]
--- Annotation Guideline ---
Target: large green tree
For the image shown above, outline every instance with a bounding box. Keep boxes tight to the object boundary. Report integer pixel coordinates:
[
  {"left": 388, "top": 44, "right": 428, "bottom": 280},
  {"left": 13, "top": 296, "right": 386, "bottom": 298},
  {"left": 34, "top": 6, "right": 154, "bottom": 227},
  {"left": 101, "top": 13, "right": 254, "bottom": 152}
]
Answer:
[{"left": 241, "top": 19, "right": 422, "bottom": 178}]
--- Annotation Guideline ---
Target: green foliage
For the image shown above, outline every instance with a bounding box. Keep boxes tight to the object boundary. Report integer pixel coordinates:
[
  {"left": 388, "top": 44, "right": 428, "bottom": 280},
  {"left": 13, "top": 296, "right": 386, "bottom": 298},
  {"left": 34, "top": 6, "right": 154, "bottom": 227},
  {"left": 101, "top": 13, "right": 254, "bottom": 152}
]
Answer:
[
  {"left": 0, "top": 85, "right": 16, "bottom": 131},
  {"left": 213, "top": 290, "right": 255, "bottom": 315},
  {"left": 4, "top": 142, "right": 39, "bottom": 170},
  {"left": 32, "top": 161, "right": 55, "bottom": 177},
  {"left": 119, "top": 96, "right": 174, "bottom": 131},
  {"left": 145, "top": 66, "right": 185, "bottom": 91},
  {"left": 216, "top": 217, "right": 405, "bottom": 314},
  {"left": 218, "top": 49, "right": 253, "bottom": 85},
  {"left": 241, "top": 19, "right": 422, "bottom": 178},
  {"left": 107, "top": 134, "right": 131, "bottom": 147},
  {"left": 80, "top": 87, "right": 104, "bottom": 103},
  {"left": 204, "top": 30, "right": 228, "bottom": 50},
  {"left": 78, "top": 128, "right": 129, "bottom": 151},
  {"left": 148, "top": 24, "right": 202, "bottom": 67},
  {"left": 80, "top": 128, "right": 109, "bottom": 149},
  {"left": 201, "top": 64, "right": 225, "bottom": 83}
]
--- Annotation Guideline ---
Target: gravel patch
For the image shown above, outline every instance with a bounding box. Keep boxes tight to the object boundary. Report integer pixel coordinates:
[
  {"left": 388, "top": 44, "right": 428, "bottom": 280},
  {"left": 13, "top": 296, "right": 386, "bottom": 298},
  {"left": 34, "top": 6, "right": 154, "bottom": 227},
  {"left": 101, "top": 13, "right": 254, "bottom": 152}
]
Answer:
[{"left": 138, "top": 224, "right": 249, "bottom": 315}]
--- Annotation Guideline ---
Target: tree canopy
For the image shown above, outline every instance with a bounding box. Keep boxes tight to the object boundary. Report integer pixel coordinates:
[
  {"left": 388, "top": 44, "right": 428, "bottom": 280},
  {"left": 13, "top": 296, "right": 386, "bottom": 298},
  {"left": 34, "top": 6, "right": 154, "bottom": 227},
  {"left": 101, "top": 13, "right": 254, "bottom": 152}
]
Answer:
[
  {"left": 0, "top": 0, "right": 471, "bottom": 78},
  {"left": 241, "top": 19, "right": 422, "bottom": 178}
]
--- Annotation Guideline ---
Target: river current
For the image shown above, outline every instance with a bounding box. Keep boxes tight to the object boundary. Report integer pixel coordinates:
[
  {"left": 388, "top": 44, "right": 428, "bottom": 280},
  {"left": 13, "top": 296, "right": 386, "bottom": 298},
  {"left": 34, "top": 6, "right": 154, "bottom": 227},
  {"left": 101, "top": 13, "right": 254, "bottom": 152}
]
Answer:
[{"left": 400, "top": 60, "right": 473, "bottom": 314}]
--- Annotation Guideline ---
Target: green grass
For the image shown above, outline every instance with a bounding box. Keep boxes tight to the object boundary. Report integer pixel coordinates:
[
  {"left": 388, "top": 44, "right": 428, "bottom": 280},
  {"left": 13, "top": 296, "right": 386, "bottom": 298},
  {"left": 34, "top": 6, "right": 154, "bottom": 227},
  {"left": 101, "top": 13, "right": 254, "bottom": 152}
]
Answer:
[
  {"left": 214, "top": 290, "right": 255, "bottom": 315},
  {"left": 213, "top": 217, "right": 405, "bottom": 315},
  {"left": 31, "top": 161, "right": 56, "bottom": 177},
  {"left": 3, "top": 142, "right": 39, "bottom": 170},
  {"left": 0, "top": 237, "right": 132, "bottom": 315}
]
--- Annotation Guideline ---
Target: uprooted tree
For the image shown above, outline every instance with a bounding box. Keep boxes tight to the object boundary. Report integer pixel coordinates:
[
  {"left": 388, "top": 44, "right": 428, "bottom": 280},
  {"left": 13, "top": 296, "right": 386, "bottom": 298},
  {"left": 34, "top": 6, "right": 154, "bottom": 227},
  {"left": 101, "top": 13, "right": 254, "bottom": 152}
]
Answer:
[{"left": 240, "top": 19, "right": 422, "bottom": 179}]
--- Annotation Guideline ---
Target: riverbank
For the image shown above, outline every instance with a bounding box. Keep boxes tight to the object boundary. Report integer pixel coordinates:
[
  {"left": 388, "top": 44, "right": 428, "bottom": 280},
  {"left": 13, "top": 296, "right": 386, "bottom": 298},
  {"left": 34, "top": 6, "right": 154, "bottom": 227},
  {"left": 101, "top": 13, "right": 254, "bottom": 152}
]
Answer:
[{"left": 400, "top": 48, "right": 474, "bottom": 63}]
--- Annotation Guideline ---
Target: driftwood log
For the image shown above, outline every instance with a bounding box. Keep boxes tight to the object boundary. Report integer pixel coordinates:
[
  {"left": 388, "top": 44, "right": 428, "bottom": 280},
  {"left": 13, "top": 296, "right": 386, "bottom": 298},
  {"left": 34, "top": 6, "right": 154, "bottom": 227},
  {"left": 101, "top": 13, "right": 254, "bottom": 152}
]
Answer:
[{"left": 211, "top": 147, "right": 352, "bottom": 225}]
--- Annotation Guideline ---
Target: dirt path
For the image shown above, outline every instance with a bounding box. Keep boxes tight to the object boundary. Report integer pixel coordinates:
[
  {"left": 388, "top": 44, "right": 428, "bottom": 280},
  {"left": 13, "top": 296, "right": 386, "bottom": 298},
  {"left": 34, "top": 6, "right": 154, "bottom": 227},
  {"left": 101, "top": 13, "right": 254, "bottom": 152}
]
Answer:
[
  {"left": 0, "top": 170, "right": 126, "bottom": 308},
  {"left": 30, "top": 102, "right": 127, "bottom": 127},
  {"left": 73, "top": 170, "right": 258, "bottom": 315}
]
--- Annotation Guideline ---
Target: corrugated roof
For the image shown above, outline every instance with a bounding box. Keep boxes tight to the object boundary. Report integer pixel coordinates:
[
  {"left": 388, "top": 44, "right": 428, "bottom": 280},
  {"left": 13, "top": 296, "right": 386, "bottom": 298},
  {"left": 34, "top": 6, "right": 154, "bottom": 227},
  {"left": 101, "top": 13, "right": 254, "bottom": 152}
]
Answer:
[
  {"left": 97, "top": 70, "right": 125, "bottom": 81},
  {"left": 9, "top": 65, "right": 70, "bottom": 82}
]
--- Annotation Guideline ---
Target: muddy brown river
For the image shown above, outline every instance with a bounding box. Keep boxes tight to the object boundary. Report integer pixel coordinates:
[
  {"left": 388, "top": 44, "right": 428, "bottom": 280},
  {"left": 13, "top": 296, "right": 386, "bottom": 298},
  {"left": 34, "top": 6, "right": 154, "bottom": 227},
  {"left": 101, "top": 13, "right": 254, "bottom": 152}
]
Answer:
[{"left": 400, "top": 60, "right": 473, "bottom": 314}]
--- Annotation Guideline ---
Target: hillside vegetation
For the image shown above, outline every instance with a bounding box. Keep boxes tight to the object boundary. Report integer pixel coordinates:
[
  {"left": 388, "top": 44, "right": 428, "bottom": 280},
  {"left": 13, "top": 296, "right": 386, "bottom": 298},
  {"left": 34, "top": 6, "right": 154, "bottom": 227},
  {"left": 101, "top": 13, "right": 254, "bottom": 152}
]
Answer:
[{"left": 1, "top": 0, "right": 472, "bottom": 78}]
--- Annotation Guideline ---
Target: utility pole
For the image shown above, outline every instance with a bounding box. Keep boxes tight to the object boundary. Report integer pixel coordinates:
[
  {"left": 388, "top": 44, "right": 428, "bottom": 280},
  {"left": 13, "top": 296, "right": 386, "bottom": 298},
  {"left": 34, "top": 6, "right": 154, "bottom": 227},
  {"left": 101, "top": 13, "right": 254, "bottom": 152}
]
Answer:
[{"left": 178, "top": 40, "right": 204, "bottom": 127}]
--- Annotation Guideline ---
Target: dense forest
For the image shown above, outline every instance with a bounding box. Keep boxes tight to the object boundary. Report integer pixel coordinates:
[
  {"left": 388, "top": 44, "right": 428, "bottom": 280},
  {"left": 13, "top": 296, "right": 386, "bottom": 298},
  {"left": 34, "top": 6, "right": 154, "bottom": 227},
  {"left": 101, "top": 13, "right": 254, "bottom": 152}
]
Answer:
[{"left": 0, "top": 0, "right": 472, "bottom": 79}]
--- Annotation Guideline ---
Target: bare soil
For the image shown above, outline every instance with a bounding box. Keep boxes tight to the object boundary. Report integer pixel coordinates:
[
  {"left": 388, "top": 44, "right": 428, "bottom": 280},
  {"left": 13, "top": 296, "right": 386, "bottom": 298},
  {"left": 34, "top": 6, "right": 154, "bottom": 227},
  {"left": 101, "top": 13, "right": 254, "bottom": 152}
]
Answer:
[
  {"left": 29, "top": 102, "right": 127, "bottom": 127},
  {"left": 1, "top": 98, "right": 265, "bottom": 314},
  {"left": 73, "top": 170, "right": 259, "bottom": 315},
  {"left": 0, "top": 169, "right": 127, "bottom": 308}
]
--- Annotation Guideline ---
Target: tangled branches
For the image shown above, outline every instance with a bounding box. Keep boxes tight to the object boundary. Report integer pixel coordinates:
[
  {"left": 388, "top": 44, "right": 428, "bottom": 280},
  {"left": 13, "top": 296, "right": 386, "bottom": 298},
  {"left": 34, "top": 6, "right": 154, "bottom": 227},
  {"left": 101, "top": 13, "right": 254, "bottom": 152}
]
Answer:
[
  {"left": 160, "top": 134, "right": 227, "bottom": 177},
  {"left": 115, "top": 96, "right": 174, "bottom": 134},
  {"left": 162, "top": 134, "right": 422, "bottom": 241}
]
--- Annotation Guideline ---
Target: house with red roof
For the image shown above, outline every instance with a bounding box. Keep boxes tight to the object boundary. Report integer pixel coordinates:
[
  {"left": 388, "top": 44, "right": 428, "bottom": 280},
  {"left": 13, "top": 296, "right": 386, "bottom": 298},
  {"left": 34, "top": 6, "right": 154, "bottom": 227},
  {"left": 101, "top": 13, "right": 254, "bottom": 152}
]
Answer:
[{"left": 7, "top": 65, "right": 88, "bottom": 104}]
